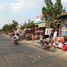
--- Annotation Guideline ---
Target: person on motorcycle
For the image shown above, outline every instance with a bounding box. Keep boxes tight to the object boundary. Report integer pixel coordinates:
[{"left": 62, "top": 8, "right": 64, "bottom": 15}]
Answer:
[
  {"left": 12, "top": 28, "right": 21, "bottom": 44},
  {"left": 15, "top": 28, "right": 21, "bottom": 35},
  {"left": 11, "top": 28, "right": 20, "bottom": 39}
]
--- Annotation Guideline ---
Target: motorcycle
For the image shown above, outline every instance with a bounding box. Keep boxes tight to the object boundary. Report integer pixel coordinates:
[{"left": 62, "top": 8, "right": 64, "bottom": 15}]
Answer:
[
  {"left": 12, "top": 35, "right": 19, "bottom": 45},
  {"left": 25, "top": 34, "right": 32, "bottom": 40},
  {"left": 40, "top": 40, "right": 56, "bottom": 52}
]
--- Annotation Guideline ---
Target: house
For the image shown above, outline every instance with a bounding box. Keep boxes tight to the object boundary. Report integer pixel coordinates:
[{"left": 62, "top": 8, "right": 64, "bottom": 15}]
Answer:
[{"left": 58, "top": 12, "right": 67, "bottom": 41}]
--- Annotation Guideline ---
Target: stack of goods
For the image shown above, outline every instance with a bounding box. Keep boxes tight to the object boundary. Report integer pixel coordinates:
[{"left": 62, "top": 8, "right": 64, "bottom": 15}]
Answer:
[{"left": 55, "top": 37, "right": 64, "bottom": 48}]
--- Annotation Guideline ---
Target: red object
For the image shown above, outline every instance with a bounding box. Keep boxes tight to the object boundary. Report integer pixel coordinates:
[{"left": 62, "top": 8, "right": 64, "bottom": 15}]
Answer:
[
  {"left": 50, "top": 42, "right": 53, "bottom": 46},
  {"left": 50, "top": 42, "right": 56, "bottom": 48},
  {"left": 62, "top": 44, "right": 67, "bottom": 51}
]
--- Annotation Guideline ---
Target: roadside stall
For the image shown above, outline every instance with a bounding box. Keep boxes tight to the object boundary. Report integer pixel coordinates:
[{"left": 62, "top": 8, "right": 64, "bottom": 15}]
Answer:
[
  {"left": 35, "top": 16, "right": 46, "bottom": 39},
  {"left": 54, "top": 12, "right": 67, "bottom": 50}
]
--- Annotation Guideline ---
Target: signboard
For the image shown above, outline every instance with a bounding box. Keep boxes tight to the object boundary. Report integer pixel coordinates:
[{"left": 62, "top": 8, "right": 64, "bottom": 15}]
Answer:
[{"left": 38, "top": 23, "right": 46, "bottom": 27}]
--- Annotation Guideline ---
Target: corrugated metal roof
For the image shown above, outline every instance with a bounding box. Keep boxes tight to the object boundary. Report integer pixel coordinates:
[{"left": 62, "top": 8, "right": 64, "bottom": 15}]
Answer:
[{"left": 60, "top": 12, "right": 67, "bottom": 16}]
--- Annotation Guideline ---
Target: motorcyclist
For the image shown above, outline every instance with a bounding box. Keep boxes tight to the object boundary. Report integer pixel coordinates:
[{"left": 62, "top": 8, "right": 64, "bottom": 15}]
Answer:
[
  {"left": 15, "top": 27, "right": 22, "bottom": 39},
  {"left": 12, "top": 28, "right": 22, "bottom": 44}
]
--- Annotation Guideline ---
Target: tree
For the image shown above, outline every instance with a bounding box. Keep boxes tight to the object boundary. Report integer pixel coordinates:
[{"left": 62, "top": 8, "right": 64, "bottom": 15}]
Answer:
[
  {"left": 12, "top": 20, "right": 18, "bottom": 30},
  {"left": 54, "top": 0, "right": 63, "bottom": 14},
  {"left": 42, "top": 0, "right": 63, "bottom": 22},
  {"left": 2, "top": 24, "right": 11, "bottom": 33},
  {"left": 1, "top": 20, "right": 19, "bottom": 33},
  {"left": 21, "top": 20, "right": 35, "bottom": 29},
  {"left": 42, "top": 0, "right": 54, "bottom": 22},
  {"left": 42, "top": 0, "right": 64, "bottom": 30}
]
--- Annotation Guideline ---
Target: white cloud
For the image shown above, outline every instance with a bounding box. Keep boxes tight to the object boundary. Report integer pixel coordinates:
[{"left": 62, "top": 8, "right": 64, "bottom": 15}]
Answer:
[
  {"left": 25, "top": 0, "right": 37, "bottom": 8},
  {"left": 62, "top": 0, "right": 67, "bottom": 3},
  {"left": 0, "top": 4, "right": 5, "bottom": 11},
  {"left": 9, "top": 2, "right": 24, "bottom": 12},
  {"left": 9, "top": 0, "right": 38, "bottom": 13},
  {"left": 0, "top": 0, "right": 39, "bottom": 13},
  {"left": 0, "top": 3, "right": 9, "bottom": 12},
  {"left": 0, "top": 16, "right": 7, "bottom": 29},
  {"left": 51, "top": 0, "right": 67, "bottom": 4}
]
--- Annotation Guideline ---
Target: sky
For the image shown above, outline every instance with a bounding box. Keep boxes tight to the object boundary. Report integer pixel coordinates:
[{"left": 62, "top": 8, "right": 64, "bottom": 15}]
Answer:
[{"left": 0, "top": 0, "right": 67, "bottom": 29}]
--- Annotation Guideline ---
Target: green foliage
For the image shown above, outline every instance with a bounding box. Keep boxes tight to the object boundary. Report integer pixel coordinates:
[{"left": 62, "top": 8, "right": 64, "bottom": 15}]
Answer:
[
  {"left": 0, "top": 29, "right": 1, "bottom": 32},
  {"left": 2, "top": 24, "right": 10, "bottom": 33},
  {"left": 2, "top": 20, "right": 18, "bottom": 33},
  {"left": 21, "top": 20, "right": 35, "bottom": 29},
  {"left": 12, "top": 20, "right": 18, "bottom": 29},
  {"left": 42, "top": 0, "right": 63, "bottom": 22},
  {"left": 1, "top": 19, "right": 35, "bottom": 33},
  {"left": 42, "top": 0, "right": 64, "bottom": 31}
]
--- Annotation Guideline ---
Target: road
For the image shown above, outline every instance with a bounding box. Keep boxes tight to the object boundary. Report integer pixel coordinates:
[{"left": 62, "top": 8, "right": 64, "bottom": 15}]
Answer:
[{"left": 0, "top": 35, "right": 67, "bottom": 67}]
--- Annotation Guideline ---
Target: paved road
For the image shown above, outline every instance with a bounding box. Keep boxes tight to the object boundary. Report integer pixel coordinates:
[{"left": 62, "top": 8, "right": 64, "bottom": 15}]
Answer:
[{"left": 0, "top": 35, "right": 67, "bottom": 67}]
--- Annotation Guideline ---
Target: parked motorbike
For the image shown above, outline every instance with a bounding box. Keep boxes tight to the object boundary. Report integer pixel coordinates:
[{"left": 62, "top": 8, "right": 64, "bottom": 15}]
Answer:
[
  {"left": 40, "top": 40, "right": 55, "bottom": 52},
  {"left": 25, "top": 34, "right": 32, "bottom": 40}
]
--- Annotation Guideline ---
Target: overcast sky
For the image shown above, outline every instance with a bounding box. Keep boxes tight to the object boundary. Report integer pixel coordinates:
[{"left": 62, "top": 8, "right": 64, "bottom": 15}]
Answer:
[{"left": 0, "top": 0, "right": 67, "bottom": 29}]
